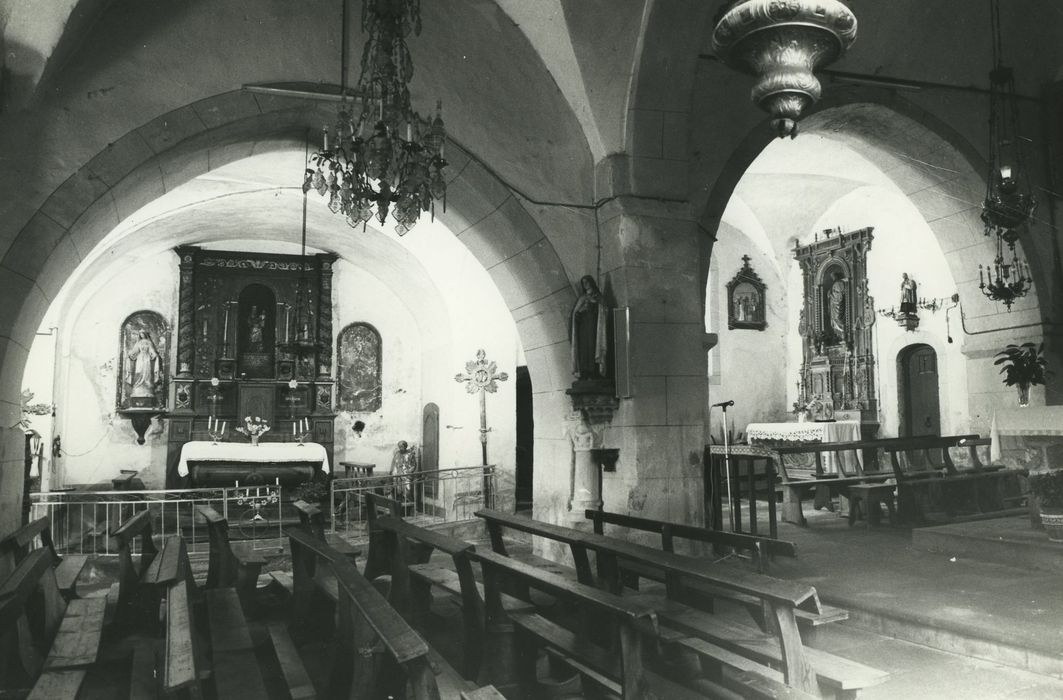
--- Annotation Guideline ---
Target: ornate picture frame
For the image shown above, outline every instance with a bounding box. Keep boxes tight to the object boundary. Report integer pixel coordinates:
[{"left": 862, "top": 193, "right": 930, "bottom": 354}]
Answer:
[{"left": 726, "top": 255, "right": 767, "bottom": 331}]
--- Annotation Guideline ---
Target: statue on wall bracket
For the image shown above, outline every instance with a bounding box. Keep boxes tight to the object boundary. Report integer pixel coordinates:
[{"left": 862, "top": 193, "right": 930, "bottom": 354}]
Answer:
[
  {"left": 726, "top": 255, "right": 767, "bottom": 331},
  {"left": 116, "top": 310, "right": 170, "bottom": 444},
  {"left": 567, "top": 275, "right": 619, "bottom": 425}
]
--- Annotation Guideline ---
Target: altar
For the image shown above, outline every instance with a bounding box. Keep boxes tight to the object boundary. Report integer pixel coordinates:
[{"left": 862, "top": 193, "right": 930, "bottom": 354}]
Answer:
[
  {"left": 177, "top": 441, "right": 330, "bottom": 486},
  {"left": 745, "top": 420, "right": 862, "bottom": 475}
]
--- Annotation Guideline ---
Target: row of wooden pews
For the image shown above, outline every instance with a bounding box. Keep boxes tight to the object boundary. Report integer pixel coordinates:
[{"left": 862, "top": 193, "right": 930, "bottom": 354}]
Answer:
[
  {"left": 359, "top": 493, "right": 887, "bottom": 699},
  {"left": 707, "top": 434, "right": 1027, "bottom": 528}
]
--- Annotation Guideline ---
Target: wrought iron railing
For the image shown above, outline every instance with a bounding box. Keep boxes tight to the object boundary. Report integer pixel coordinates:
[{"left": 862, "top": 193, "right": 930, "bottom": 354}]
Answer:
[
  {"left": 330, "top": 465, "right": 496, "bottom": 534},
  {"left": 28, "top": 485, "right": 284, "bottom": 556}
]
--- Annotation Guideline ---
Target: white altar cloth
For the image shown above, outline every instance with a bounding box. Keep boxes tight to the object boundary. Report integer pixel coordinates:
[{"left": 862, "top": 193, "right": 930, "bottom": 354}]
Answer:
[
  {"left": 746, "top": 420, "right": 862, "bottom": 445},
  {"left": 745, "top": 420, "right": 862, "bottom": 475},
  {"left": 177, "top": 441, "right": 330, "bottom": 477}
]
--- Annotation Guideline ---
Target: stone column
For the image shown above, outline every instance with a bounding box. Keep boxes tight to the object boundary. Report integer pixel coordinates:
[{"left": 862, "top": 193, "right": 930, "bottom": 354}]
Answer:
[
  {"left": 595, "top": 197, "right": 710, "bottom": 525},
  {"left": 565, "top": 410, "right": 603, "bottom": 521}
]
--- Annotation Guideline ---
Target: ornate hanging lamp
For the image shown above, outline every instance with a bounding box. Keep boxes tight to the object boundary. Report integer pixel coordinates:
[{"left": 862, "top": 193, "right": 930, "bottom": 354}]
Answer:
[
  {"left": 712, "top": 0, "right": 858, "bottom": 139},
  {"left": 977, "top": 0, "right": 1035, "bottom": 310},
  {"left": 304, "top": 0, "right": 447, "bottom": 236}
]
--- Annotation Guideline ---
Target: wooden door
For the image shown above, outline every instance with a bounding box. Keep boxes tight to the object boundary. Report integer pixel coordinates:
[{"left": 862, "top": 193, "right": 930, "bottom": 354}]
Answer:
[
  {"left": 900, "top": 345, "right": 940, "bottom": 437},
  {"left": 237, "top": 385, "right": 275, "bottom": 434}
]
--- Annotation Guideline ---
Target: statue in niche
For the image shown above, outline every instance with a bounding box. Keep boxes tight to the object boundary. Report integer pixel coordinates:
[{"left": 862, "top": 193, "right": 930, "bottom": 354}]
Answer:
[
  {"left": 127, "top": 330, "right": 162, "bottom": 400},
  {"left": 247, "top": 305, "right": 266, "bottom": 351},
  {"left": 827, "top": 273, "right": 848, "bottom": 337},
  {"left": 899, "top": 273, "right": 918, "bottom": 314},
  {"left": 571, "top": 275, "right": 610, "bottom": 380}
]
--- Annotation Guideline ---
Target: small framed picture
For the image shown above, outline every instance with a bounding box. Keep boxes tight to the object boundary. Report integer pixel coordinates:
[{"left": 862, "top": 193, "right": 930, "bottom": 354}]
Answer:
[{"left": 726, "top": 256, "right": 767, "bottom": 331}]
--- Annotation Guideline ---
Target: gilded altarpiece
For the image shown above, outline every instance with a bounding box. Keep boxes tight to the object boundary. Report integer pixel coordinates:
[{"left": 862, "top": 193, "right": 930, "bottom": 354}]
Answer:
[
  {"left": 167, "top": 246, "right": 338, "bottom": 487},
  {"left": 793, "top": 228, "right": 879, "bottom": 437}
]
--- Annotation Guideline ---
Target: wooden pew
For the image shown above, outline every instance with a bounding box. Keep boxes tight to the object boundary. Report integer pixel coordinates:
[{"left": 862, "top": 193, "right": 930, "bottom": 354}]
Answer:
[
  {"left": 0, "top": 548, "right": 106, "bottom": 697},
  {"left": 372, "top": 514, "right": 537, "bottom": 681},
  {"left": 584, "top": 508, "right": 797, "bottom": 573},
  {"left": 285, "top": 525, "right": 474, "bottom": 699},
  {"left": 477, "top": 509, "right": 888, "bottom": 699},
  {"left": 471, "top": 548, "right": 763, "bottom": 700},
  {"left": 206, "top": 587, "right": 268, "bottom": 699},
  {"left": 363, "top": 492, "right": 406, "bottom": 580},
  {"left": 195, "top": 504, "right": 267, "bottom": 603},
  {"left": 109, "top": 509, "right": 159, "bottom": 628},
  {"left": 582, "top": 508, "right": 845, "bottom": 640},
  {"left": 881, "top": 436, "right": 1027, "bottom": 523},
  {"left": 0, "top": 516, "right": 88, "bottom": 599},
  {"left": 291, "top": 498, "right": 361, "bottom": 563}
]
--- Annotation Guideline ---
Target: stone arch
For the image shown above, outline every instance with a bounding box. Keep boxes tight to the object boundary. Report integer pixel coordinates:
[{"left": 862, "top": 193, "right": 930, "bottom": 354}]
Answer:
[
  {"left": 0, "top": 90, "right": 577, "bottom": 531},
  {"left": 694, "top": 88, "right": 1047, "bottom": 324}
]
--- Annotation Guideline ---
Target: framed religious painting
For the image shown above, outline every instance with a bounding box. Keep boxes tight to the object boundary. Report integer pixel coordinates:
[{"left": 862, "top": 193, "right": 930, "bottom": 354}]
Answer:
[{"left": 726, "top": 255, "right": 767, "bottom": 331}]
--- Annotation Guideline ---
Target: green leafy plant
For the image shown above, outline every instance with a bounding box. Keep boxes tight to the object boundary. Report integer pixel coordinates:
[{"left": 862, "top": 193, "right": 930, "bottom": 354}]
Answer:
[
  {"left": 994, "top": 343, "right": 1048, "bottom": 386},
  {"left": 292, "top": 478, "right": 329, "bottom": 504},
  {"left": 1029, "top": 470, "right": 1063, "bottom": 511}
]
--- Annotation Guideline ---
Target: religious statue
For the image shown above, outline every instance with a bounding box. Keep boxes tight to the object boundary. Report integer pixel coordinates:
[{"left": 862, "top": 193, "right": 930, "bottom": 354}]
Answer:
[
  {"left": 899, "top": 273, "right": 918, "bottom": 314},
  {"left": 571, "top": 275, "right": 610, "bottom": 380},
  {"left": 247, "top": 306, "right": 266, "bottom": 351},
  {"left": 127, "top": 330, "right": 161, "bottom": 400},
  {"left": 828, "top": 274, "right": 848, "bottom": 337},
  {"left": 390, "top": 440, "right": 419, "bottom": 503}
]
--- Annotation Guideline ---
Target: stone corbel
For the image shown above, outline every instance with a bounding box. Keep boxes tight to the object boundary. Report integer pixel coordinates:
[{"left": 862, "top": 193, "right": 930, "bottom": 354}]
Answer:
[
  {"left": 566, "top": 378, "right": 619, "bottom": 425},
  {"left": 118, "top": 408, "right": 165, "bottom": 445}
]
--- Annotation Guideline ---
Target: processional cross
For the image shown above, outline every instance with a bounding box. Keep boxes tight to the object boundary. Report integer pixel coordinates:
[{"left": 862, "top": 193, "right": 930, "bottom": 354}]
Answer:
[{"left": 454, "top": 349, "right": 509, "bottom": 466}]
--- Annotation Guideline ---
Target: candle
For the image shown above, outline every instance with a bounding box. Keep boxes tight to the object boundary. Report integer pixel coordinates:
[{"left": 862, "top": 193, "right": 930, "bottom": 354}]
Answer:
[
  {"left": 284, "top": 307, "right": 290, "bottom": 342},
  {"left": 222, "top": 303, "right": 230, "bottom": 344},
  {"left": 221, "top": 421, "right": 226, "bottom": 434},
  {"left": 235, "top": 480, "right": 239, "bottom": 489},
  {"left": 275, "top": 477, "right": 280, "bottom": 486},
  {"left": 292, "top": 421, "right": 296, "bottom": 436},
  {"left": 322, "top": 125, "right": 329, "bottom": 152}
]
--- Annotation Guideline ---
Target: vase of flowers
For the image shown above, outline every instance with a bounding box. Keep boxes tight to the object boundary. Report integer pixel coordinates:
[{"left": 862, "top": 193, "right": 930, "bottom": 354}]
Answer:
[
  {"left": 994, "top": 342, "right": 1048, "bottom": 407},
  {"left": 791, "top": 399, "right": 812, "bottom": 423},
  {"left": 236, "top": 416, "right": 271, "bottom": 445}
]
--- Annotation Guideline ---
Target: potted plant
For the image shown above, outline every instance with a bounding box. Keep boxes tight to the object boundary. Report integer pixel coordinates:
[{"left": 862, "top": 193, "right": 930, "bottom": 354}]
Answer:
[
  {"left": 1028, "top": 469, "right": 1063, "bottom": 541},
  {"left": 994, "top": 342, "right": 1047, "bottom": 407}
]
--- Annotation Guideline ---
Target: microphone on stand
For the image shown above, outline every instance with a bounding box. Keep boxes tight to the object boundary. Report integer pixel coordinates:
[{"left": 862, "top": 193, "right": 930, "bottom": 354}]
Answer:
[{"left": 711, "top": 400, "right": 735, "bottom": 408}]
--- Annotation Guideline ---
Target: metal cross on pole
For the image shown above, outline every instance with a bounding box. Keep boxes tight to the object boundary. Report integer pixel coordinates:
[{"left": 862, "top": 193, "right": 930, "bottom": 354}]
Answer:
[{"left": 454, "top": 349, "right": 509, "bottom": 467}]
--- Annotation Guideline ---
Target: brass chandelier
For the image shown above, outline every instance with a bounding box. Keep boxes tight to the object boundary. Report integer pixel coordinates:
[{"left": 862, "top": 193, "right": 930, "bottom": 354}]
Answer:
[
  {"left": 304, "top": 0, "right": 447, "bottom": 236},
  {"left": 978, "top": 0, "right": 1035, "bottom": 309}
]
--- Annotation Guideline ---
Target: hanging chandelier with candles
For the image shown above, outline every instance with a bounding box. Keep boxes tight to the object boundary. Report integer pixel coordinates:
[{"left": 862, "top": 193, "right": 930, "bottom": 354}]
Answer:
[
  {"left": 977, "top": 0, "right": 1035, "bottom": 310},
  {"left": 303, "top": 0, "right": 447, "bottom": 236}
]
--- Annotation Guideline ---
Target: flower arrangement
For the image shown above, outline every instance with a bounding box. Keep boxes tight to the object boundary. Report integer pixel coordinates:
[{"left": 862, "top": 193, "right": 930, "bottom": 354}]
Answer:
[
  {"left": 994, "top": 343, "right": 1048, "bottom": 387},
  {"left": 235, "top": 416, "right": 271, "bottom": 438}
]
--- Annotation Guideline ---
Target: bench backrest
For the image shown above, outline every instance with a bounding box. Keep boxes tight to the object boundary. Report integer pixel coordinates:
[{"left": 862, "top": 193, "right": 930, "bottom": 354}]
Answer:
[
  {"left": 291, "top": 499, "right": 327, "bottom": 541},
  {"left": 584, "top": 509, "right": 797, "bottom": 560},
  {"left": 476, "top": 509, "right": 819, "bottom": 612},
  {"left": 195, "top": 505, "right": 244, "bottom": 589},
  {"left": 0, "top": 548, "right": 67, "bottom": 682},
  {"left": 0, "top": 516, "right": 59, "bottom": 582},
  {"left": 109, "top": 510, "right": 159, "bottom": 624}
]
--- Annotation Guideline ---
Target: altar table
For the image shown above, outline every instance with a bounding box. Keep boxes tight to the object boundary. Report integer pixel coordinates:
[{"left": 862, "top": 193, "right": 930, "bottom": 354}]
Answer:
[
  {"left": 745, "top": 420, "right": 862, "bottom": 475},
  {"left": 177, "top": 441, "right": 330, "bottom": 486}
]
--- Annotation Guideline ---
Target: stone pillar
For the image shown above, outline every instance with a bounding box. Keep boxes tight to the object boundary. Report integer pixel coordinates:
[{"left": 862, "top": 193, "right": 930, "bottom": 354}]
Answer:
[
  {"left": 565, "top": 410, "right": 603, "bottom": 521},
  {"left": 595, "top": 197, "right": 710, "bottom": 525}
]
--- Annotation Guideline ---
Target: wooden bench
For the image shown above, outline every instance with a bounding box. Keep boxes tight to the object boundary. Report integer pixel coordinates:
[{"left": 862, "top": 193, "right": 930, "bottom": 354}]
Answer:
[
  {"left": 0, "top": 548, "right": 106, "bottom": 697},
  {"left": 285, "top": 527, "right": 474, "bottom": 698},
  {"left": 371, "top": 514, "right": 536, "bottom": 681},
  {"left": 0, "top": 515, "right": 88, "bottom": 600},
  {"left": 582, "top": 509, "right": 847, "bottom": 640},
  {"left": 585, "top": 508, "right": 797, "bottom": 573},
  {"left": 363, "top": 491, "right": 407, "bottom": 580},
  {"left": 108, "top": 509, "right": 160, "bottom": 628},
  {"left": 195, "top": 504, "right": 267, "bottom": 604},
  {"left": 472, "top": 547, "right": 791, "bottom": 700},
  {"left": 477, "top": 509, "right": 886, "bottom": 698},
  {"left": 291, "top": 498, "right": 360, "bottom": 562},
  {"left": 846, "top": 483, "right": 896, "bottom": 527},
  {"left": 882, "top": 437, "right": 1028, "bottom": 524},
  {"left": 206, "top": 587, "right": 268, "bottom": 699}
]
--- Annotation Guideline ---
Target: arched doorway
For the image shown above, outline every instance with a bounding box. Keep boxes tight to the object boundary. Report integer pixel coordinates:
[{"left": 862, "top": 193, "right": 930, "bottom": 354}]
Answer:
[{"left": 898, "top": 344, "right": 941, "bottom": 437}]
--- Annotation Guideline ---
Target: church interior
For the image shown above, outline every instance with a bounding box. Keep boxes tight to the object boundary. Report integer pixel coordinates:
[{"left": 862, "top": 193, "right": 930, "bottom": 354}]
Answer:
[{"left": 2, "top": 1, "right": 1063, "bottom": 698}]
